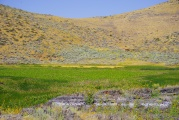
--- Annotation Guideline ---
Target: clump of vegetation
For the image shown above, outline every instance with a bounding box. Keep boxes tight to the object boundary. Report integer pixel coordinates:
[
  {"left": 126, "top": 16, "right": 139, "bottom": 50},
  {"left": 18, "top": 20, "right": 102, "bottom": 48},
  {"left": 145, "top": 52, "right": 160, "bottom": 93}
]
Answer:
[{"left": 85, "top": 92, "right": 94, "bottom": 105}]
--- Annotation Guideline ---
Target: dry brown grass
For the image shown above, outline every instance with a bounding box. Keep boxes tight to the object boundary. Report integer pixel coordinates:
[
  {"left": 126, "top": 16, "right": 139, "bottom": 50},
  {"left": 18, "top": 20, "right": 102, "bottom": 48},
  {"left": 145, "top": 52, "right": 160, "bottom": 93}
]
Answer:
[{"left": 0, "top": 1, "right": 179, "bottom": 64}]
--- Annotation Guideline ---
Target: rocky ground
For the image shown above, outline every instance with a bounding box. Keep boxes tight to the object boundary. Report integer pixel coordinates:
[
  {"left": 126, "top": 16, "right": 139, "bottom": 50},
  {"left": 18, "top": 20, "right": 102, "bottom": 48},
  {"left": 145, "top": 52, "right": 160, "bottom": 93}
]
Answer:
[{"left": 0, "top": 86, "right": 179, "bottom": 120}]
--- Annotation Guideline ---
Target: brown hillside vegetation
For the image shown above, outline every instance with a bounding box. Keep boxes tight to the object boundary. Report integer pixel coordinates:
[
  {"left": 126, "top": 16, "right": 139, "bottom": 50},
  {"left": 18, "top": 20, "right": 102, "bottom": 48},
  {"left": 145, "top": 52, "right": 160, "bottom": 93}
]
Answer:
[{"left": 0, "top": 0, "right": 179, "bottom": 65}]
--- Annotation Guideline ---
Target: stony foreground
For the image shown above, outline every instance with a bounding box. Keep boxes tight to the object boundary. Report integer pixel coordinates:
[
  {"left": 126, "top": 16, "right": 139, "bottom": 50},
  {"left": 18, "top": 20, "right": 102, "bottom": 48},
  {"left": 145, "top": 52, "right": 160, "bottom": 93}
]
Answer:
[{"left": 1, "top": 86, "right": 179, "bottom": 120}]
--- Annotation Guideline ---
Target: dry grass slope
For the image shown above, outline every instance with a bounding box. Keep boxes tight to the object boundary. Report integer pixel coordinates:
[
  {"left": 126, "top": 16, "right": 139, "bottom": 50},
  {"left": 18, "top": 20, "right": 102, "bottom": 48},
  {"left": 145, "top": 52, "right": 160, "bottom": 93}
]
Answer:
[{"left": 0, "top": 0, "right": 179, "bottom": 65}]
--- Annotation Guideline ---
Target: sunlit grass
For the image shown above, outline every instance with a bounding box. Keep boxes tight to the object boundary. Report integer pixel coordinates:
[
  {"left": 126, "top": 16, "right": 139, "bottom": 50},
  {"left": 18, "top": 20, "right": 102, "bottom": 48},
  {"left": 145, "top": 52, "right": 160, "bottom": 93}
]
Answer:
[{"left": 0, "top": 65, "right": 179, "bottom": 113}]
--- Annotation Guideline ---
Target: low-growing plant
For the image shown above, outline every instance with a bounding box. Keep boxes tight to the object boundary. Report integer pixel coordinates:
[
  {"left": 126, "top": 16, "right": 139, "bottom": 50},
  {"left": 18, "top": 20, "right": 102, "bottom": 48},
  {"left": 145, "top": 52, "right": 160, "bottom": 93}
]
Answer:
[
  {"left": 169, "top": 100, "right": 179, "bottom": 116},
  {"left": 85, "top": 92, "right": 94, "bottom": 105},
  {"left": 152, "top": 83, "right": 160, "bottom": 89},
  {"left": 151, "top": 90, "right": 160, "bottom": 98}
]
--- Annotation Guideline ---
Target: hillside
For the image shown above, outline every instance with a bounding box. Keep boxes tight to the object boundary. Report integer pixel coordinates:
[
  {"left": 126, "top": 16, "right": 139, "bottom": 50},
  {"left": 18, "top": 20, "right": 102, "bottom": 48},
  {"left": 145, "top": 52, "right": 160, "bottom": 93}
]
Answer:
[{"left": 0, "top": 0, "right": 179, "bottom": 65}]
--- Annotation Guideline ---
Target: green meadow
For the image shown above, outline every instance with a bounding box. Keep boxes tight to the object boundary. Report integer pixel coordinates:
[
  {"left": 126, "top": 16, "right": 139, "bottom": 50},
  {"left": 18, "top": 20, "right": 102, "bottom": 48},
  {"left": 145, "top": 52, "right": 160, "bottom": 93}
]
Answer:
[{"left": 0, "top": 65, "right": 179, "bottom": 113}]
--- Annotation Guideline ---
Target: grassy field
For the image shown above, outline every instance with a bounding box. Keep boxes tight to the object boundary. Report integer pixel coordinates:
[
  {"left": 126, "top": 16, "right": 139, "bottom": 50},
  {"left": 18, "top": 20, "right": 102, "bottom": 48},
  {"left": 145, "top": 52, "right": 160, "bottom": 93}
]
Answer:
[{"left": 0, "top": 65, "right": 179, "bottom": 113}]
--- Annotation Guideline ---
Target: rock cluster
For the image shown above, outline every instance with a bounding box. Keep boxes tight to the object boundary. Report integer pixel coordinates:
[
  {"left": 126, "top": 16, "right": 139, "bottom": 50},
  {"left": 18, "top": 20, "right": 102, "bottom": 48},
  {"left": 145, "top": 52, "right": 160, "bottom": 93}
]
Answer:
[
  {"left": 1, "top": 87, "right": 179, "bottom": 119},
  {"left": 47, "top": 87, "right": 178, "bottom": 109}
]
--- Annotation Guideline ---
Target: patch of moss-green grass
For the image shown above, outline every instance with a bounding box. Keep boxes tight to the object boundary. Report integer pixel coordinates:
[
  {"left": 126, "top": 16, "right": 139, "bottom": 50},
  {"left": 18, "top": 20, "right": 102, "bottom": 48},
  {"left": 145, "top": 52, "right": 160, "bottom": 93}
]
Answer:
[{"left": 144, "top": 71, "right": 179, "bottom": 87}]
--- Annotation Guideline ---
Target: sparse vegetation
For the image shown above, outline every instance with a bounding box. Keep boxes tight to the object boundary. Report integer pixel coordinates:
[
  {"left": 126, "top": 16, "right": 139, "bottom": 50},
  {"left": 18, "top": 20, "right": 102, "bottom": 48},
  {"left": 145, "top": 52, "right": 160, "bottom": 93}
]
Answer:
[{"left": 0, "top": 1, "right": 179, "bottom": 65}]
